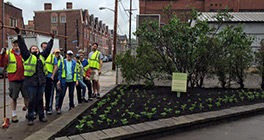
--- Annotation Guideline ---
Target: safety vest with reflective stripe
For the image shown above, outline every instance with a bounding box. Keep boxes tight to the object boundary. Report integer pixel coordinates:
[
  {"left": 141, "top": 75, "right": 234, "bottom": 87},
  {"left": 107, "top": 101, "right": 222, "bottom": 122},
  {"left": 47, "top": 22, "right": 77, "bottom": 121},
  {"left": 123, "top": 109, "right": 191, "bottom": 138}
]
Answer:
[
  {"left": 45, "top": 54, "right": 55, "bottom": 73},
  {"left": 6, "top": 49, "right": 24, "bottom": 73},
  {"left": 76, "top": 61, "right": 82, "bottom": 80},
  {"left": 24, "top": 54, "right": 48, "bottom": 76},
  {"left": 89, "top": 51, "right": 100, "bottom": 70},
  {"left": 58, "top": 57, "right": 66, "bottom": 78},
  {"left": 83, "top": 64, "right": 90, "bottom": 77}
]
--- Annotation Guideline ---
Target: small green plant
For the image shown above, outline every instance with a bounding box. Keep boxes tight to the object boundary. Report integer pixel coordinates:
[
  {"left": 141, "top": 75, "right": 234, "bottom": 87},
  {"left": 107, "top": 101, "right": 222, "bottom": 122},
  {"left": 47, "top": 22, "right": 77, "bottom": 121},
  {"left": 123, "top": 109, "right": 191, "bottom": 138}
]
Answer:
[
  {"left": 208, "top": 104, "right": 213, "bottom": 109},
  {"left": 199, "top": 103, "right": 204, "bottom": 110},
  {"left": 87, "top": 115, "right": 92, "bottom": 119},
  {"left": 181, "top": 104, "right": 187, "bottom": 111},
  {"left": 78, "top": 119, "right": 86, "bottom": 124},
  {"left": 86, "top": 120, "right": 94, "bottom": 128},
  {"left": 121, "top": 113, "right": 126, "bottom": 117},
  {"left": 91, "top": 108, "right": 97, "bottom": 115},
  {"left": 147, "top": 113, "right": 154, "bottom": 119},
  {"left": 141, "top": 112, "right": 147, "bottom": 115},
  {"left": 97, "top": 120, "right": 103, "bottom": 125},
  {"left": 163, "top": 98, "right": 167, "bottom": 101},
  {"left": 113, "top": 91, "right": 117, "bottom": 95},
  {"left": 240, "top": 96, "right": 245, "bottom": 101},
  {"left": 215, "top": 101, "right": 221, "bottom": 107},
  {"left": 187, "top": 99, "right": 191, "bottom": 103},
  {"left": 175, "top": 110, "right": 181, "bottom": 115},
  {"left": 107, "top": 118, "right": 112, "bottom": 126},
  {"left": 116, "top": 109, "right": 120, "bottom": 112},
  {"left": 121, "top": 119, "right": 129, "bottom": 125},
  {"left": 76, "top": 124, "right": 84, "bottom": 132},
  {"left": 189, "top": 107, "right": 195, "bottom": 112},
  {"left": 128, "top": 112, "right": 135, "bottom": 118},
  {"left": 167, "top": 102, "right": 172, "bottom": 105},
  {"left": 99, "top": 114, "right": 106, "bottom": 120},
  {"left": 206, "top": 98, "right": 213, "bottom": 103},
  {"left": 135, "top": 114, "right": 141, "bottom": 119},
  {"left": 161, "top": 112, "right": 167, "bottom": 117},
  {"left": 113, "top": 119, "right": 118, "bottom": 124}
]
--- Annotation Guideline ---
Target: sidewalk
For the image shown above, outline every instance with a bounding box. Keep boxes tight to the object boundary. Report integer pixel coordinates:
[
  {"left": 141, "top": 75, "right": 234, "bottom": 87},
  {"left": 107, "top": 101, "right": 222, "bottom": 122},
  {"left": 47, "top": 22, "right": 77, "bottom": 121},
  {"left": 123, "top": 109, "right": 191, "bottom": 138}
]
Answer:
[{"left": 0, "top": 70, "right": 119, "bottom": 140}]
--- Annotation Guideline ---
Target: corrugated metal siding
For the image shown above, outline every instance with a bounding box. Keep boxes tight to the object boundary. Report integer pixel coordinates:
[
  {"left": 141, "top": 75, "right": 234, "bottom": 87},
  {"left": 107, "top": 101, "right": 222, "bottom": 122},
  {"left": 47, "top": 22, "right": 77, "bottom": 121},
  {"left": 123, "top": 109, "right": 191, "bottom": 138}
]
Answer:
[{"left": 199, "top": 12, "right": 264, "bottom": 22}]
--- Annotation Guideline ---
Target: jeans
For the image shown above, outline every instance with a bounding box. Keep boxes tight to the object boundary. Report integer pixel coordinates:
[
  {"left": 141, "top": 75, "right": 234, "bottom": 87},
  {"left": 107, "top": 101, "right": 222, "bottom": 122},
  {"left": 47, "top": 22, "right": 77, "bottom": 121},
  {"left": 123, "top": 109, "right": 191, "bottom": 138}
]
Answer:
[
  {"left": 27, "top": 85, "right": 45, "bottom": 121},
  {"left": 49, "top": 79, "right": 61, "bottom": 111},
  {"left": 58, "top": 82, "right": 75, "bottom": 109},
  {"left": 76, "top": 80, "right": 86, "bottom": 103},
  {"left": 45, "top": 77, "right": 53, "bottom": 112}
]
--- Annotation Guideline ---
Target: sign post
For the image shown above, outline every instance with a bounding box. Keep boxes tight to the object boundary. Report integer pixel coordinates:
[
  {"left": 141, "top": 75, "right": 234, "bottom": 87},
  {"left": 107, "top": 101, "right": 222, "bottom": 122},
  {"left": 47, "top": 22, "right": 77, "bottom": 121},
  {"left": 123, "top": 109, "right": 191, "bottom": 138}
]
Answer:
[{"left": 172, "top": 73, "right": 187, "bottom": 98}]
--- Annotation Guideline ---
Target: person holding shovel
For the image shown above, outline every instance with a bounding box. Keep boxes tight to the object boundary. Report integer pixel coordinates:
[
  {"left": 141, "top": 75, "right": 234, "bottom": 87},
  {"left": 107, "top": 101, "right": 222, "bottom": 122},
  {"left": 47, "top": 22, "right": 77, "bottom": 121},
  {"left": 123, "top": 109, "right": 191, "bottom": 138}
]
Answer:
[
  {"left": 14, "top": 27, "right": 54, "bottom": 126},
  {"left": 0, "top": 40, "right": 29, "bottom": 123}
]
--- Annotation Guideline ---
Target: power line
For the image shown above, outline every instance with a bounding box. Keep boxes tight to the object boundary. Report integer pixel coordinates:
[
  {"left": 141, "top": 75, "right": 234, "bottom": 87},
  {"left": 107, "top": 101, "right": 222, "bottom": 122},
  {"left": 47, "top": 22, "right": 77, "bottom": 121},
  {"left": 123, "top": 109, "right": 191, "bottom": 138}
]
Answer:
[{"left": 119, "top": 0, "right": 130, "bottom": 18}]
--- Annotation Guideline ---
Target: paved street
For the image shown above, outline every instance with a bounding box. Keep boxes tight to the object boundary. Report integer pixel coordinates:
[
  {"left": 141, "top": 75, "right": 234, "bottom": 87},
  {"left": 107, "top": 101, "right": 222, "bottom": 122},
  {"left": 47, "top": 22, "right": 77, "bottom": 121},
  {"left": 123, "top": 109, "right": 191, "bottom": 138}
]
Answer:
[{"left": 154, "top": 114, "right": 264, "bottom": 140}]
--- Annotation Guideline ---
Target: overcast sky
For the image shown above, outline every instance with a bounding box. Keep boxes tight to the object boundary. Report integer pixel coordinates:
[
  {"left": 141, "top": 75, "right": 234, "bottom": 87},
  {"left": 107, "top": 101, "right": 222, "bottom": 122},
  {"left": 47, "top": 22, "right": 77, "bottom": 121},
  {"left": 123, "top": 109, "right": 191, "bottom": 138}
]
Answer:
[{"left": 4, "top": 0, "right": 139, "bottom": 38}]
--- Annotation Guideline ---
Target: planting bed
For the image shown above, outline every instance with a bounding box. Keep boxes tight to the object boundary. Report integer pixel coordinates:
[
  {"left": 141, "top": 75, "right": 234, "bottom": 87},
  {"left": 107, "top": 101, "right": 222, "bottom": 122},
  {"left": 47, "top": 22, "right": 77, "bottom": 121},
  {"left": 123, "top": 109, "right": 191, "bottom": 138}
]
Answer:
[{"left": 54, "top": 85, "right": 264, "bottom": 137}]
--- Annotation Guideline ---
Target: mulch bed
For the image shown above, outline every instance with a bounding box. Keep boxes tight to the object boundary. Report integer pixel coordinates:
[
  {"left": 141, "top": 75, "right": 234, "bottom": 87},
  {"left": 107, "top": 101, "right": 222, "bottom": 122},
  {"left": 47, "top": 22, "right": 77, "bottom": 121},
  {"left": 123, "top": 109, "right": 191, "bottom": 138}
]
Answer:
[{"left": 54, "top": 85, "right": 263, "bottom": 137}]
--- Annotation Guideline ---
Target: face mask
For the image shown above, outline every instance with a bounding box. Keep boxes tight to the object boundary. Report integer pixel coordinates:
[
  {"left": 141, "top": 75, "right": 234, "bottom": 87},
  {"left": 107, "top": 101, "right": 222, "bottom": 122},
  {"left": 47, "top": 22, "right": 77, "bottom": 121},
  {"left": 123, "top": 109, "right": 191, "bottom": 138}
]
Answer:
[{"left": 32, "top": 52, "right": 38, "bottom": 56}]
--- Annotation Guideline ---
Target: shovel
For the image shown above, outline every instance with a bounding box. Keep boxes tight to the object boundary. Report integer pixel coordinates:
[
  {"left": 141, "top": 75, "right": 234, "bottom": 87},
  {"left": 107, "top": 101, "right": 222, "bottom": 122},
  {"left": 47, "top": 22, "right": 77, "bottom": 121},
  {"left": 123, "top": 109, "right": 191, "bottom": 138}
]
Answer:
[{"left": 1, "top": 48, "right": 9, "bottom": 129}]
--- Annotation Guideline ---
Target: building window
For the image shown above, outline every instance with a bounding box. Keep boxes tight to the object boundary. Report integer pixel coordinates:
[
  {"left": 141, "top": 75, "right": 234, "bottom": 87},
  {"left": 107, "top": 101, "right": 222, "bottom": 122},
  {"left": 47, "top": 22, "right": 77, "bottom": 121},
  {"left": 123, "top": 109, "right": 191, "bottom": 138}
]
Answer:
[
  {"left": 9, "top": 17, "right": 17, "bottom": 27},
  {"left": 51, "top": 16, "right": 57, "bottom": 23},
  {"left": 60, "top": 16, "right": 66, "bottom": 23},
  {"left": 210, "top": 4, "right": 213, "bottom": 6},
  {"left": 52, "top": 30, "right": 57, "bottom": 35}
]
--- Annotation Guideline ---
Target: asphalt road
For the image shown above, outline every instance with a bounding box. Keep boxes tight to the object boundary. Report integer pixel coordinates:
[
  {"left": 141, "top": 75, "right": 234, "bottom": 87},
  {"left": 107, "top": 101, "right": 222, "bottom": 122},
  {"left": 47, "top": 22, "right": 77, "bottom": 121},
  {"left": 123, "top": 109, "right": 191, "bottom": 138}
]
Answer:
[
  {"left": 0, "top": 61, "right": 113, "bottom": 108},
  {"left": 153, "top": 114, "right": 264, "bottom": 140}
]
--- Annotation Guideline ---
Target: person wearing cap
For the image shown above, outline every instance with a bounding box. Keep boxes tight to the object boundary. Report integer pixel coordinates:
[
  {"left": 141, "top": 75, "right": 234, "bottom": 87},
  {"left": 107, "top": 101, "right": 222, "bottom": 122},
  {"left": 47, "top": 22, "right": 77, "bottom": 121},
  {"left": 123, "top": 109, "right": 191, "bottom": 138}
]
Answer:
[
  {"left": 57, "top": 50, "right": 78, "bottom": 111},
  {"left": 77, "top": 49, "right": 93, "bottom": 102},
  {"left": 88, "top": 43, "right": 103, "bottom": 98},
  {"left": 13, "top": 27, "right": 54, "bottom": 126},
  {"left": 75, "top": 53, "right": 89, "bottom": 104},
  {"left": 49, "top": 49, "right": 63, "bottom": 114},
  {"left": 44, "top": 48, "right": 58, "bottom": 115},
  {"left": 0, "top": 39, "right": 29, "bottom": 123}
]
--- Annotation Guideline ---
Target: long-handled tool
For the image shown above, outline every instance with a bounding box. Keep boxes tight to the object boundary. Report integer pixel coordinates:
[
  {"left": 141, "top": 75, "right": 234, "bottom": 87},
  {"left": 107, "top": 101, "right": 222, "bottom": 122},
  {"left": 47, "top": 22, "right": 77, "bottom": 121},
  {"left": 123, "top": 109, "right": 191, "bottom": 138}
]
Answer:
[
  {"left": 1, "top": 48, "right": 9, "bottom": 129},
  {"left": 1, "top": 25, "right": 68, "bottom": 39}
]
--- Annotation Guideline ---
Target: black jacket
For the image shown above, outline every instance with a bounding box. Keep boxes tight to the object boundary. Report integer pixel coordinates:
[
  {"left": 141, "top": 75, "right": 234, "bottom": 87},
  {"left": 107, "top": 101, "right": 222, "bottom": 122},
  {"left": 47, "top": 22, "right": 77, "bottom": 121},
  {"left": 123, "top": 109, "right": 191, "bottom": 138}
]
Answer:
[{"left": 18, "top": 35, "right": 53, "bottom": 86}]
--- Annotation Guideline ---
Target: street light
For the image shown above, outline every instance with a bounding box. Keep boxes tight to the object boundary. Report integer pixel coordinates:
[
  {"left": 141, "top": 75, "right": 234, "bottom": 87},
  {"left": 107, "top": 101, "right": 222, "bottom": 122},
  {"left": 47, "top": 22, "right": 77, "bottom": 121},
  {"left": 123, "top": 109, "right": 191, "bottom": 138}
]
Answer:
[
  {"left": 99, "top": 7, "right": 115, "bottom": 12},
  {"left": 99, "top": 2, "right": 118, "bottom": 71}
]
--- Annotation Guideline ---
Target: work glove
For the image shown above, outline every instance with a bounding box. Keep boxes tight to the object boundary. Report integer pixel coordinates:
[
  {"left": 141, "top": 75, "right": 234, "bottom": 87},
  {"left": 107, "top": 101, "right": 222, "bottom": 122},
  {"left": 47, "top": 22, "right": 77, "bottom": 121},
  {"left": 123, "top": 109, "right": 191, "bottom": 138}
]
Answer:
[
  {"left": 14, "top": 27, "right": 20, "bottom": 34},
  {"left": 50, "top": 32, "right": 55, "bottom": 39},
  {"left": 0, "top": 48, "right": 6, "bottom": 55}
]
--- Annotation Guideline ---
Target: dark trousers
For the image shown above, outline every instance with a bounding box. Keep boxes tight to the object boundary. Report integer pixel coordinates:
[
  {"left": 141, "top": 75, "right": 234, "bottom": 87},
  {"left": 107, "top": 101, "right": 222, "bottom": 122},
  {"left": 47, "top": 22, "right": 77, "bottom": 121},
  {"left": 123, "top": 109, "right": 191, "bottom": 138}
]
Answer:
[
  {"left": 45, "top": 77, "right": 53, "bottom": 112},
  {"left": 49, "top": 78, "right": 61, "bottom": 111},
  {"left": 27, "top": 86, "right": 45, "bottom": 121},
  {"left": 58, "top": 82, "right": 75, "bottom": 109},
  {"left": 83, "top": 78, "right": 92, "bottom": 98}
]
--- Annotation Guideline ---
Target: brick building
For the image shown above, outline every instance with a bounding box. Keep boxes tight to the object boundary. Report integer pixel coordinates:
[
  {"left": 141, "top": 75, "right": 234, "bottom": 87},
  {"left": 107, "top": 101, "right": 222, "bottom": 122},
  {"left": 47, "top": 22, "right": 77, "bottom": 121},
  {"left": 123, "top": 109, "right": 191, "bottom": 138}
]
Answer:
[
  {"left": 34, "top": 2, "right": 111, "bottom": 56},
  {"left": 0, "top": 0, "right": 24, "bottom": 48},
  {"left": 139, "top": 0, "right": 264, "bottom": 24}
]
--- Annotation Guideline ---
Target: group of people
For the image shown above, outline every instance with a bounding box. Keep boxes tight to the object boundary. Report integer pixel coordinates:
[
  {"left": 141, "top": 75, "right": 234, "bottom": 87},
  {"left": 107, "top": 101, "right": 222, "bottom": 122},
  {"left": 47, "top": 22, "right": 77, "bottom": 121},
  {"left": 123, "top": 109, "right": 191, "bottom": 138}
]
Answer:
[{"left": 0, "top": 27, "right": 103, "bottom": 126}]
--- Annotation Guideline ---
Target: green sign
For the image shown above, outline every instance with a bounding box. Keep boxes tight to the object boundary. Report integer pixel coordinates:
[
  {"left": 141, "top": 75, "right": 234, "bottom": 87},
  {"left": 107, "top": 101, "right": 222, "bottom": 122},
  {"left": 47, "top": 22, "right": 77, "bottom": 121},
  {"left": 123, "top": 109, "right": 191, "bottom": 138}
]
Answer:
[{"left": 172, "top": 73, "right": 187, "bottom": 93}]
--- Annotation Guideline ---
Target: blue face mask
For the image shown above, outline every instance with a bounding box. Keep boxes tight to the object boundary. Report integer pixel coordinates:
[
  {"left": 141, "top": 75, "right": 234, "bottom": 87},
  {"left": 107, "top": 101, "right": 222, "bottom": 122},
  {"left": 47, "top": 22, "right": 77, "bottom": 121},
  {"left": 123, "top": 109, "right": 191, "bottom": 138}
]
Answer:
[{"left": 14, "top": 51, "right": 20, "bottom": 55}]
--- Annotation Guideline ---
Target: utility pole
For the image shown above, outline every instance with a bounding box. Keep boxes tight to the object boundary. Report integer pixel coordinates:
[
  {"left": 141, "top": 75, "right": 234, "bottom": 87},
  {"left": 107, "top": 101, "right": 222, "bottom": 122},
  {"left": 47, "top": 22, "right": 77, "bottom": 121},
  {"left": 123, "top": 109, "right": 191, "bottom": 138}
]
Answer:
[
  {"left": 76, "top": 19, "right": 79, "bottom": 50},
  {"left": 112, "top": 0, "right": 118, "bottom": 70},
  {"left": 129, "top": 0, "right": 132, "bottom": 49},
  {"left": 64, "top": 23, "right": 67, "bottom": 56}
]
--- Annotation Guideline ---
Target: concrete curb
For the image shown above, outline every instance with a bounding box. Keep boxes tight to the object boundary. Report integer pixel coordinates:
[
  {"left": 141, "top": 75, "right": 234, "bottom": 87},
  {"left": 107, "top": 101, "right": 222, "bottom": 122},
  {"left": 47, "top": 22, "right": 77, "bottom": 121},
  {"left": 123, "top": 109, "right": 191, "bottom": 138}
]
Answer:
[
  {"left": 24, "top": 84, "right": 117, "bottom": 140},
  {"left": 55, "top": 102, "right": 264, "bottom": 140}
]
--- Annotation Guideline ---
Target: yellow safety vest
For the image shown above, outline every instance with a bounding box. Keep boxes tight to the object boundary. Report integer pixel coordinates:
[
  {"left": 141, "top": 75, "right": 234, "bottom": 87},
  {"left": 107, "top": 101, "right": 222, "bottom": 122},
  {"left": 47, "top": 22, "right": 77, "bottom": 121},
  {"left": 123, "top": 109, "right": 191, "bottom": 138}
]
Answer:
[
  {"left": 6, "top": 49, "right": 24, "bottom": 73},
  {"left": 24, "top": 54, "right": 48, "bottom": 76},
  {"left": 58, "top": 57, "right": 66, "bottom": 78},
  {"left": 83, "top": 64, "right": 90, "bottom": 77},
  {"left": 89, "top": 51, "right": 100, "bottom": 70},
  {"left": 45, "top": 54, "right": 55, "bottom": 73}
]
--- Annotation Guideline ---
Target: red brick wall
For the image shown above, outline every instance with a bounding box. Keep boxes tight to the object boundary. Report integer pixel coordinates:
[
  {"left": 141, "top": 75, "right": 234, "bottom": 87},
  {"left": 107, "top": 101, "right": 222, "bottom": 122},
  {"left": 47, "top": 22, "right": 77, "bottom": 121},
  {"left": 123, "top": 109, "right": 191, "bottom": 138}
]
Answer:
[
  {"left": 140, "top": 0, "right": 264, "bottom": 23},
  {"left": 34, "top": 10, "right": 83, "bottom": 54},
  {"left": 0, "top": 2, "right": 23, "bottom": 49},
  {"left": 34, "top": 9, "right": 111, "bottom": 56}
]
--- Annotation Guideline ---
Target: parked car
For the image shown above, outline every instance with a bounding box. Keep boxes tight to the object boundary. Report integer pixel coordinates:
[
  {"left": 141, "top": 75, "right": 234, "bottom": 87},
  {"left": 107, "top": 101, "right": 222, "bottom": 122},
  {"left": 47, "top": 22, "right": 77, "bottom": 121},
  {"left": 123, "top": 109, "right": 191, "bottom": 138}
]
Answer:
[
  {"left": 107, "top": 55, "right": 112, "bottom": 61},
  {"left": 103, "top": 56, "right": 109, "bottom": 62}
]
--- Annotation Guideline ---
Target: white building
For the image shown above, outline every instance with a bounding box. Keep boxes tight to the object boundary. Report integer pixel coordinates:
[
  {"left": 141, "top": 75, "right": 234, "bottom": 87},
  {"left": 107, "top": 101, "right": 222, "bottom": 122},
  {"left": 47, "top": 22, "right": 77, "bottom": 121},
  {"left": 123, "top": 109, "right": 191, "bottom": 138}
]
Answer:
[{"left": 191, "top": 12, "right": 264, "bottom": 53}]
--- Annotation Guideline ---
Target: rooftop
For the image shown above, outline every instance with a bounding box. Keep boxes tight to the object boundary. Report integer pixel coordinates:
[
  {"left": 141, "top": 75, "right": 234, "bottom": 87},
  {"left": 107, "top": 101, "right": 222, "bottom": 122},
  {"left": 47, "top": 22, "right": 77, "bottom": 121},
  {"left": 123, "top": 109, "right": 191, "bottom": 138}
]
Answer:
[{"left": 199, "top": 12, "right": 264, "bottom": 23}]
